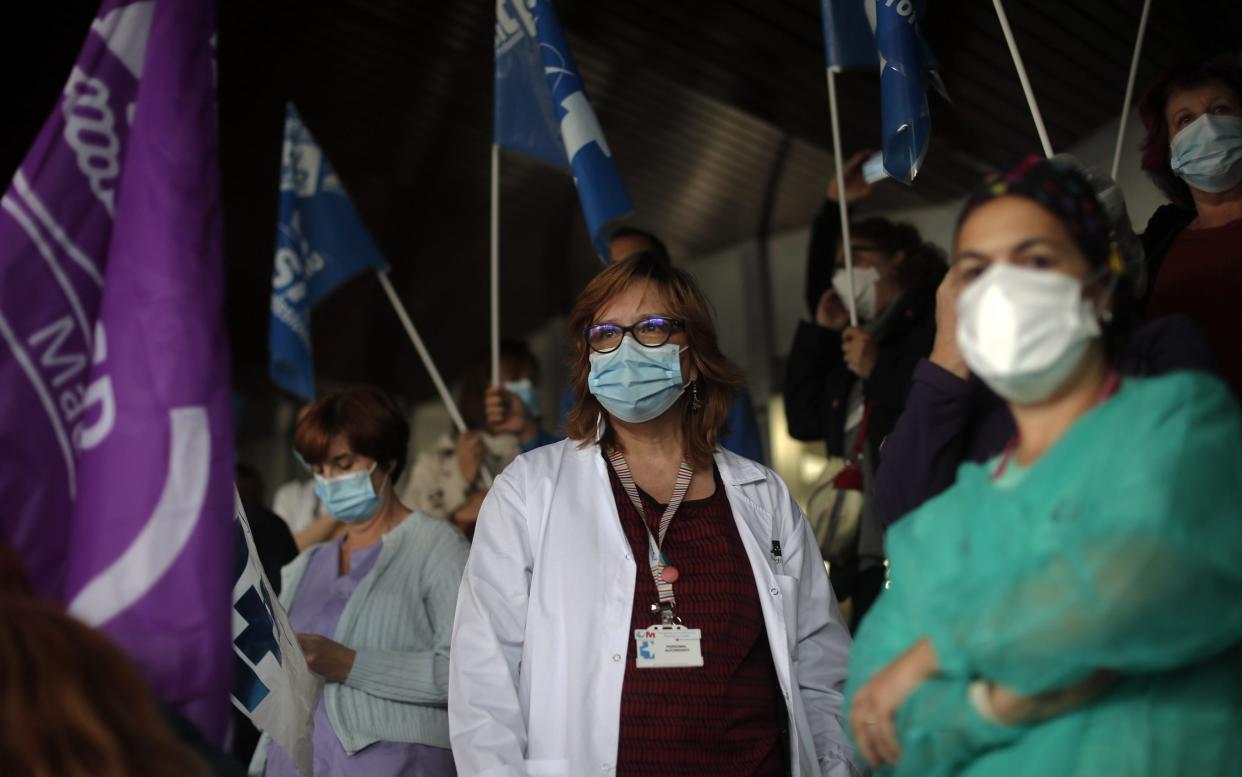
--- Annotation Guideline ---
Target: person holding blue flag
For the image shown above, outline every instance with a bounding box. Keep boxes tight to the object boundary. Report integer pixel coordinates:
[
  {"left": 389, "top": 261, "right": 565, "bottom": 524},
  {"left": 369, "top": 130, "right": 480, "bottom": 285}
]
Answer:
[{"left": 786, "top": 152, "right": 945, "bottom": 628}]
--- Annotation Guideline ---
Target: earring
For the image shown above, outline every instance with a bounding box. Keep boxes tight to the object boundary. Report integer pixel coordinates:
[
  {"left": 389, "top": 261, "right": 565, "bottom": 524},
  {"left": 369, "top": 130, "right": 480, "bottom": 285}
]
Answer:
[{"left": 690, "top": 381, "right": 702, "bottom": 411}]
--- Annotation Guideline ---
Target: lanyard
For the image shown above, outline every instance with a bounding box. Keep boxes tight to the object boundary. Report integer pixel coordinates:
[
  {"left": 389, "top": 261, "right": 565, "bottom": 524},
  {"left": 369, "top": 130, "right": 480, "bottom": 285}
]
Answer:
[
  {"left": 993, "top": 368, "right": 1121, "bottom": 480},
  {"left": 607, "top": 448, "right": 694, "bottom": 624}
]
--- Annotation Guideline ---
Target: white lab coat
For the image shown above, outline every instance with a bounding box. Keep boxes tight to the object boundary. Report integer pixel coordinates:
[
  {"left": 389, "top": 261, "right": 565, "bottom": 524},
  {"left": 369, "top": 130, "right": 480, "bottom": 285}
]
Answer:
[{"left": 449, "top": 438, "right": 864, "bottom": 777}]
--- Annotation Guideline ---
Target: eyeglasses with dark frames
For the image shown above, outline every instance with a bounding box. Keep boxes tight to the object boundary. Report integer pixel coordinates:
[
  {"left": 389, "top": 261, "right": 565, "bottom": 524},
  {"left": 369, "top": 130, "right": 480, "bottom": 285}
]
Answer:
[{"left": 584, "top": 316, "right": 685, "bottom": 353}]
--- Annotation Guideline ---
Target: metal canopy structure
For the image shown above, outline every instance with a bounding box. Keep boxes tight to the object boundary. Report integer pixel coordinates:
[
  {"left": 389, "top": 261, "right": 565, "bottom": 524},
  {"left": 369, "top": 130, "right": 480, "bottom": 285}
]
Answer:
[{"left": 3, "top": 0, "right": 1236, "bottom": 402}]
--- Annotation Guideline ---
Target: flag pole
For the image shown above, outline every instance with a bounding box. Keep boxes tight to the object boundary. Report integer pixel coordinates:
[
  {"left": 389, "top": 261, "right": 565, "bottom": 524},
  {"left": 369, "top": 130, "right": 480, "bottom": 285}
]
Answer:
[
  {"left": 377, "top": 270, "right": 492, "bottom": 483},
  {"left": 826, "top": 67, "right": 858, "bottom": 327},
  {"left": 490, "top": 143, "right": 501, "bottom": 387},
  {"left": 992, "top": 0, "right": 1054, "bottom": 158},
  {"left": 1111, "top": 0, "right": 1153, "bottom": 181}
]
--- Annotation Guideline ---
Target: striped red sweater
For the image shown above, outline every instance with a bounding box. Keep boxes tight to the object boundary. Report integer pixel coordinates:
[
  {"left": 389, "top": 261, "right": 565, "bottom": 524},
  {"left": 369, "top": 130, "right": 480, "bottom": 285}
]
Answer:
[{"left": 609, "top": 461, "right": 785, "bottom": 777}]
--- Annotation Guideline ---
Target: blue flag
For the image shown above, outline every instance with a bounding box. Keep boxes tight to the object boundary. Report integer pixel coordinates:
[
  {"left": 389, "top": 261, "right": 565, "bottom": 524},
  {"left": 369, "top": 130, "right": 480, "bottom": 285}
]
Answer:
[
  {"left": 494, "top": 0, "right": 633, "bottom": 259},
  {"left": 821, "top": 0, "right": 878, "bottom": 70},
  {"left": 269, "top": 105, "right": 388, "bottom": 400},
  {"left": 876, "top": 0, "right": 934, "bottom": 183}
]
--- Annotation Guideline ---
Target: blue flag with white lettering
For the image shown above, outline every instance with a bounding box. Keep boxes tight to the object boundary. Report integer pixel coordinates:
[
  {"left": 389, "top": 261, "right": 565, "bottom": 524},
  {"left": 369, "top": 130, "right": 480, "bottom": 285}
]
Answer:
[
  {"left": 877, "top": 0, "right": 934, "bottom": 183},
  {"left": 494, "top": 0, "right": 633, "bottom": 260},
  {"left": 269, "top": 105, "right": 388, "bottom": 399},
  {"left": 821, "top": 0, "right": 878, "bottom": 70}
]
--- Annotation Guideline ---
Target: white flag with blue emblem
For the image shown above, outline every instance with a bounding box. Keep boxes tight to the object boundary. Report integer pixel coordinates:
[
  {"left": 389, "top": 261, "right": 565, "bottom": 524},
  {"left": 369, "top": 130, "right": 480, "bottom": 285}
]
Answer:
[
  {"left": 232, "top": 491, "right": 319, "bottom": 776},
  {"left": 494, "top": 0, "right": 633, "bottom": 260}
]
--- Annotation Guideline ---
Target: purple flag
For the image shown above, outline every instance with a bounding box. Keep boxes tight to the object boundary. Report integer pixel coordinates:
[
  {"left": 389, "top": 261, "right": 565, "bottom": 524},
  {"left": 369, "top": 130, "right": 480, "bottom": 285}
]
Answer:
[{"left": 0, "top": 0, "right": 232, "bottom": 738}]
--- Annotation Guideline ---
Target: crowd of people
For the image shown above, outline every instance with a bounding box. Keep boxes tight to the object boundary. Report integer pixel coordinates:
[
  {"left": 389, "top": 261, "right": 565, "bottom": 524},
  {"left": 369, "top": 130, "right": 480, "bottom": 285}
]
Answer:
[{"left": 4, "top": 56, "right": 1242, "bottom": 777}]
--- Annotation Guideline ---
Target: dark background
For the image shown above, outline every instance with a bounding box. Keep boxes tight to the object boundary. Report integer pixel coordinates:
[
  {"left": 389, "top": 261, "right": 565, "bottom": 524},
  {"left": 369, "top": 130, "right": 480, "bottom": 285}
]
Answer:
[{"left": 3, "top": 0, "right": 1238, "bottom": 405}]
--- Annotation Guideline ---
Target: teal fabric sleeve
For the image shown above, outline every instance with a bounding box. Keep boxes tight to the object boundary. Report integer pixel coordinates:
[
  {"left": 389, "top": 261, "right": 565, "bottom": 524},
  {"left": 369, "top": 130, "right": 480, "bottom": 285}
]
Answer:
[{"left": 923, "top": 374, "right": 1242, "bottom": 695}]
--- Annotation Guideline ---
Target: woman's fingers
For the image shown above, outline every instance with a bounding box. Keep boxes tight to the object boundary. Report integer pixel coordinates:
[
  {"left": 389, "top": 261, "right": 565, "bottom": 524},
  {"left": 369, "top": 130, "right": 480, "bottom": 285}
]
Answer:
[
  {"left": 851, "top": 683, "right": 905, "bottom": 767},
  {"left": 856, "top": 719, "right": 889, "bottom": 766},
  {"left": 852, "top": 714, "right": 879, "bottom": 766},
  {"left": 874, "top": 715, "right": 901, "bottom": 765},
  {"left": 851, "top": 695, "right": 886, "bottom": 766}
]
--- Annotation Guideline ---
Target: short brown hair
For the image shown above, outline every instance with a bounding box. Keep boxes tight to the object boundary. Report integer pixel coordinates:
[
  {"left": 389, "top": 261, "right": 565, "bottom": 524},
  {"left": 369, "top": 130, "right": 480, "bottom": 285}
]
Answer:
[
  {"left": 0, "top": 596, "right": 204, "bottom": 777},
  {"left": 563, "top": 252, "right": 745, "bottom": 469},
  {"left": 294, "top": 385, "right": 410, "bottom": 479}
]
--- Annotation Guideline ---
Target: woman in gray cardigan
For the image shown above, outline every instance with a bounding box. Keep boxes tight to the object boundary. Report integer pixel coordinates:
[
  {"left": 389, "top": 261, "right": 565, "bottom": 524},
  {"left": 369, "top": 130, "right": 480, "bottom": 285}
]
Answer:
[{"left": 253, "top": 386, "right": 468, "bottom": 777}]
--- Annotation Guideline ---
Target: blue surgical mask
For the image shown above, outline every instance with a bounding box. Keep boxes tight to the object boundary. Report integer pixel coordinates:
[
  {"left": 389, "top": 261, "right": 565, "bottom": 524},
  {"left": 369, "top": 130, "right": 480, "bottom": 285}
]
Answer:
[
  {"left": 588, "top": 336, "right": 688, "bottom": 424},
  {"left": 314, "top": 463, "right": 385, "bottom": 523},
  {"left": 504, "top": 378, "right": 538, "bottom": 417},
  {"left": 1170, "top": 114, "right": 1242, "bottom": 194}
]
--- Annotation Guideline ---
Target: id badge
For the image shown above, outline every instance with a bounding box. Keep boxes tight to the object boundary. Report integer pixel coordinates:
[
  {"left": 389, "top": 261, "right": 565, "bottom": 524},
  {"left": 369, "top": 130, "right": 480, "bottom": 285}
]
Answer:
[{"left": 633, "top": 624, "right": 704, "bottom": 668}]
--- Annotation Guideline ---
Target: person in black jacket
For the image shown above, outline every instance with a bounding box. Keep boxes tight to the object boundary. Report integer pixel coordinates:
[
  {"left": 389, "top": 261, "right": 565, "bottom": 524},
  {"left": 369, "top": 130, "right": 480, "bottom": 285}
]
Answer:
[
  {"left": 785, "top": 152, "right": 945, "bottom": 628},
  {"left": 1136, "top": 57, "right": 1242, "bottom": 399}
]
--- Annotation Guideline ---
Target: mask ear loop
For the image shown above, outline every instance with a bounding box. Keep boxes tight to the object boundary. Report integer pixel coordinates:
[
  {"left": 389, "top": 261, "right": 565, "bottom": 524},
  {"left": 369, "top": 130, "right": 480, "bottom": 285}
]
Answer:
[{"left": 677, "top": 345, "right": 696, "bottom": 390}]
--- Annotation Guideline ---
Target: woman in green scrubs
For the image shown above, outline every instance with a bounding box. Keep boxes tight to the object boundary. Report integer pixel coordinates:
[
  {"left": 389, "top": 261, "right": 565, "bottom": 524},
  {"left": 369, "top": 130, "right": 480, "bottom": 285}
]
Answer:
[{"left": 845, "top": 155, "right": 1242, "bottom": 776}]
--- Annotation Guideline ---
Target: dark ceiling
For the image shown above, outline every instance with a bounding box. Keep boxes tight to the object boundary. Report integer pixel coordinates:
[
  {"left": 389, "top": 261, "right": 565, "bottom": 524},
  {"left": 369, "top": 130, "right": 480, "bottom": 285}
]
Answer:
[{"left": 4, "top": 0, "right": 1238, "bottom": 404}]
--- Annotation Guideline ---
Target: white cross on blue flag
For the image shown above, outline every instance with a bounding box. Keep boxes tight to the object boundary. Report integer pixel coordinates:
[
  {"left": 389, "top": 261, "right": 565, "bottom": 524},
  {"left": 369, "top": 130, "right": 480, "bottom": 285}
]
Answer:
[{"left": 493, "top": 0, "right": 633, "bottom": 260}]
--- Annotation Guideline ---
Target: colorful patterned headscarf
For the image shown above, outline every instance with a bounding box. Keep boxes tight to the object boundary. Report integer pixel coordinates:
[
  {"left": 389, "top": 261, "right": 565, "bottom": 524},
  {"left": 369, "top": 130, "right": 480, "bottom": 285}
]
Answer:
[{"left": 957, "top": 154, "right": 1121, "bottom": 274}]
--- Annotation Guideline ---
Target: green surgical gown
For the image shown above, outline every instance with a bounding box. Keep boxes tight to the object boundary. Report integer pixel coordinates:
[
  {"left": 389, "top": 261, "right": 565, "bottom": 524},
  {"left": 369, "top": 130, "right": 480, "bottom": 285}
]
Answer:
[{"left": 846, "top": 371, "right": 1242, "bottom": 776}]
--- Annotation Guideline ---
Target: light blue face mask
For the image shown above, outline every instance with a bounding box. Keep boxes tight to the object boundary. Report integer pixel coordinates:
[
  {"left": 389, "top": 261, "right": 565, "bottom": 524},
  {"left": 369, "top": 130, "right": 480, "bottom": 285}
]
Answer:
[
  {"left": 314, "top": 463, "right": 385, "bottom": 523},
  {"left": 504, "top": 378, "right": 539, "bottom": 417},
  {"left": 1170, "top": 113, "right": 1242, "bottom": 194},
  {"left": 588, "top": 336, "right": 688, "bottom": 424}
]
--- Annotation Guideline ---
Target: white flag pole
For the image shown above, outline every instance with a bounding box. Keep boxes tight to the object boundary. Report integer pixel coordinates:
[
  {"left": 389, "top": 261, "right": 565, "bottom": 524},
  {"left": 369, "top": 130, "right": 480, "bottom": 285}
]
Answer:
[
  {"left": 992, "top": 0, "right": 1054, "bottom": 158},
  {"left": 377, "top": 269, "right": 492, "bottom": 484},
  {"left": 1111, "top": 0, "right": 1153, "bottom": 181},
  {"left": 826, "top": 67, "right": 859, "bottom": 328},
  {"left": 490, "top": 143, "right": 501, "bottom": 387}
]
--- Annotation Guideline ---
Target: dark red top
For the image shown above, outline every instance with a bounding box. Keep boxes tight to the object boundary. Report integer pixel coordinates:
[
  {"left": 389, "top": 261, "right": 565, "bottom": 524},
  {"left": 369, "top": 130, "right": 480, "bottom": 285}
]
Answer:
[
  {"left": 609, "top": 461, "right": 785, "bottom": 777},
  {"left": 1147, "top": 217, "right": 1242, "bottom": 400}
]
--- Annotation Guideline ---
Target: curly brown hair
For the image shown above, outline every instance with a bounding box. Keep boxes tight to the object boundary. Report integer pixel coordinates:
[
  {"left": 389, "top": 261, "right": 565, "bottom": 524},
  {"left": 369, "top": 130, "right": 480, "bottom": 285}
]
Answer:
[
  {"left": 0, "top": 596, "right": 205, "bottom": 777},
  {"left": 563, "top": 252, "right": 746, "bottom": 469}
]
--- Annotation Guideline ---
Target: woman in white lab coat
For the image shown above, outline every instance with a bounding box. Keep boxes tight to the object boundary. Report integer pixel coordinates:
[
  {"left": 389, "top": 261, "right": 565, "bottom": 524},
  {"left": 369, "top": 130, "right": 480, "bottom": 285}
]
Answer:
[{"left": 449, "top": 251, "right": 863, "bottom": 777}]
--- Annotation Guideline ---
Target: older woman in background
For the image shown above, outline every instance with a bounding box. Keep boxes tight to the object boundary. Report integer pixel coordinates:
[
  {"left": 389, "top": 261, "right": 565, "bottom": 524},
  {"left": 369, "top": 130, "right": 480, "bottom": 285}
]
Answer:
[{"left": 1138, "top": 57, "right": 1242, "bottom": 397}]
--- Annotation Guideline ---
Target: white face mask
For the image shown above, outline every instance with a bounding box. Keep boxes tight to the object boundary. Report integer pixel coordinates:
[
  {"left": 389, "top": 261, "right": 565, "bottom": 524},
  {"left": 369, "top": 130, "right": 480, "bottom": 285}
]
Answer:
[
  {"left": 955, "top": 263, "right": 1101, "bottom": 405},
  {"left": 832, "top": 266, "right": 881, "bottom": 321}
]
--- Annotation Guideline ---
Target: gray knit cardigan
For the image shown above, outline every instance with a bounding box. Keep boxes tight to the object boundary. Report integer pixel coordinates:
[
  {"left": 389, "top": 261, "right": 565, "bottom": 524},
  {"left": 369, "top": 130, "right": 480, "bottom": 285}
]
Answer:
[{"left": 250, "top": 511, "right": 468, "bottom": 772}]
